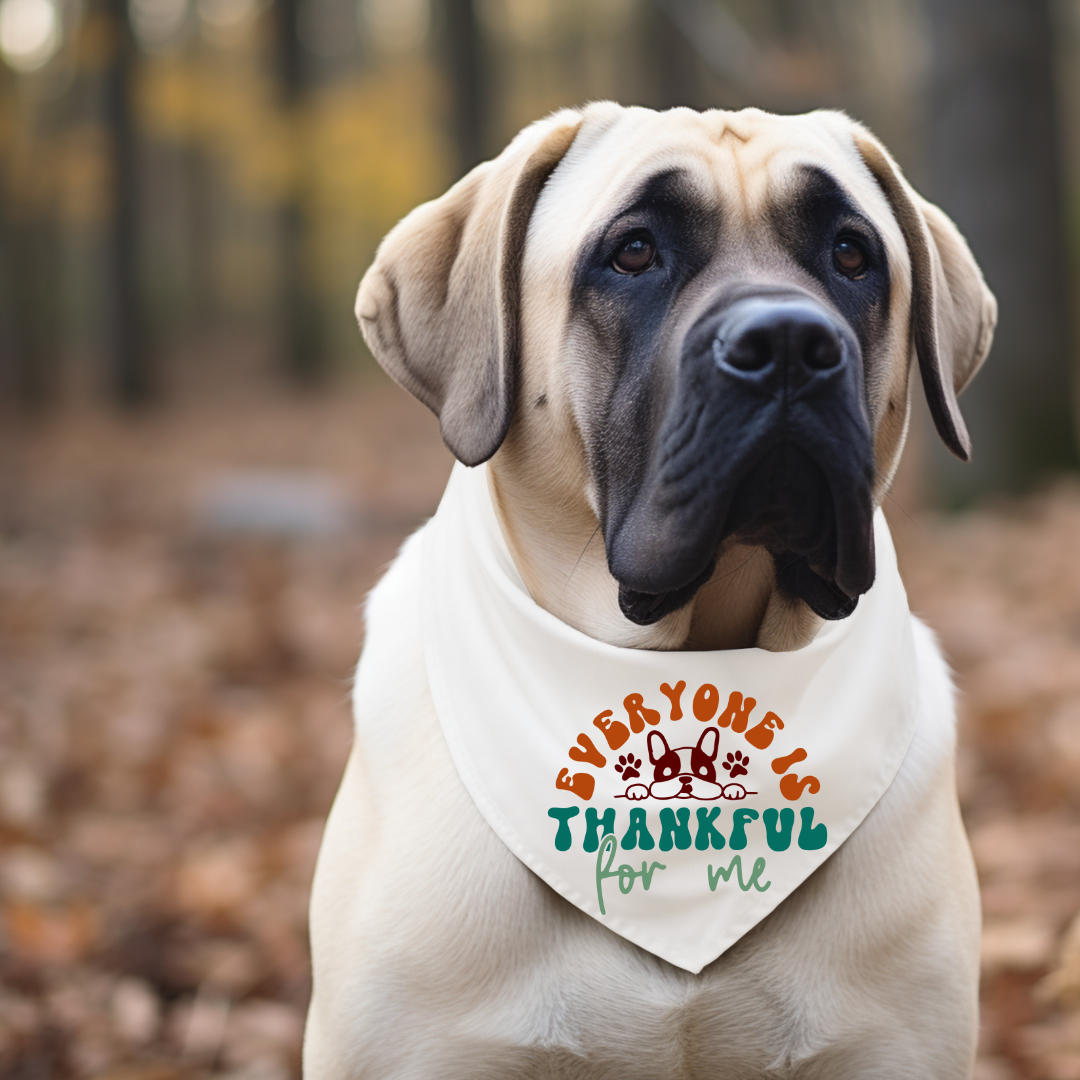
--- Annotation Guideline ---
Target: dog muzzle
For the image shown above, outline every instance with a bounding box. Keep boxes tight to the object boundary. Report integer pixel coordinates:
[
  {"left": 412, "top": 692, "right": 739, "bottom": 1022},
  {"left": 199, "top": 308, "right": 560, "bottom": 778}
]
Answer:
[{"left": 420, "top": 463, "right": 919, "bottom": 973}]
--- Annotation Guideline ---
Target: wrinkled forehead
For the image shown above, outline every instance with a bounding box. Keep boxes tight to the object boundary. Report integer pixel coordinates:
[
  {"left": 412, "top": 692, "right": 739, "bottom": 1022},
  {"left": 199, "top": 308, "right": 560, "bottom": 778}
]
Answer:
[{"left": 527, "top": 106, "right": 902, "bottom": 268}]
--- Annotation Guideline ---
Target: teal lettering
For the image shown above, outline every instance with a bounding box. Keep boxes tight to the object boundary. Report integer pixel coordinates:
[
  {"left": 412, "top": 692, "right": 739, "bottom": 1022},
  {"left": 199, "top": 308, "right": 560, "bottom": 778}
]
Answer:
[
  {"left": 621, "top": 807, "right": 655, "bottom": 850},
  {"left": 595, "top": 834, "right": 666, "bottom": 916},
  {"left": 707, "top": 855, "right": 771, "bottom": 893},
  {"left": 763, "top": 807, "right": 794, "bottom": 851},
  {"left": 691, "top": 812, "right": 725, "bottom": 851},
  {"left": 584, "top": 807, "right": 616, "bottom": 852},
  {"left": 729, "top": 807, "right": 759, "bottom": 850},
  {"left": 798, "top": 806, "right": 828, "bottom": 850},
  {"left": 659, "top": 807, "right": 692, "bottom": 851},
  {"left": 695, "top": 807, "right": 725, "bottom": 850},
  {"left": 596, "top": 834, "right": 616, "bottom": 914},
  {"left": 548, "top": 807, "right": 580, "bottom": 851}
]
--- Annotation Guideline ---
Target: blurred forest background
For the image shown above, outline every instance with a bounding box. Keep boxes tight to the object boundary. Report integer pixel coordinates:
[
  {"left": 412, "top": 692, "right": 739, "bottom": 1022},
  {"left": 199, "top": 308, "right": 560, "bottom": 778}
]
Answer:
[{"left": 4, "top": 0, "right": 1080, "bottom": 1078}]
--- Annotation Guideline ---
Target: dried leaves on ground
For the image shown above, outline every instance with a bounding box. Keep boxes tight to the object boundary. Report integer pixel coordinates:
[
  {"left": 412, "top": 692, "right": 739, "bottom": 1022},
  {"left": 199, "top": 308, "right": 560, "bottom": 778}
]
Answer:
[{"left": 1, "top": 377, "right": 1079, "bottom": 1079}]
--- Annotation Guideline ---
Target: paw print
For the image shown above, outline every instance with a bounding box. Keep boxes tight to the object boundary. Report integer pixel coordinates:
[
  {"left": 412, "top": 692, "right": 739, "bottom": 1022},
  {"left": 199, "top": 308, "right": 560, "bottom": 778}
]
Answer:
[
  {"left": 723, "top": 750, "right": 749, "bottom": 779},
  {"left": 615, "top": 753, "right": 642, "bottom": 781}
]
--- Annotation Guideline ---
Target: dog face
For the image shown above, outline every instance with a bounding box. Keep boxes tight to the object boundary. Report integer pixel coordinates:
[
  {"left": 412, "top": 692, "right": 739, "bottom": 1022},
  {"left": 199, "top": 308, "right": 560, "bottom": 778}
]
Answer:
[
  {"left": 357, "top": 105, "right": 995, "bottom": 646},
  {"left": 646, "top": 727, "right": 724, "bottom": 800},
  {"left": 544, "top": 119, "right": 887, "bottom": 624}
]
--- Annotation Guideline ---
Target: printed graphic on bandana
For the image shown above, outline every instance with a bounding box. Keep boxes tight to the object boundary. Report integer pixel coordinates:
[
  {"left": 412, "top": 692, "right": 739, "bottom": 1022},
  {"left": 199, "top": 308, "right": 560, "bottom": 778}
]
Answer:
[
  {"left": 548, "top": 684, "right": 826, "bottom": 918},
  {"left": 421, "top": 462, "right": 919, "bottom": 971}
]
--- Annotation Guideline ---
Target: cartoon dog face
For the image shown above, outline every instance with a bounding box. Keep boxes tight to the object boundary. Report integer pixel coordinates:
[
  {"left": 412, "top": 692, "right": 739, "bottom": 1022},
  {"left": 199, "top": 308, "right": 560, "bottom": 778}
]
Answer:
[{"left": 647, "top": 727, "right": 726, "bottom": 800}]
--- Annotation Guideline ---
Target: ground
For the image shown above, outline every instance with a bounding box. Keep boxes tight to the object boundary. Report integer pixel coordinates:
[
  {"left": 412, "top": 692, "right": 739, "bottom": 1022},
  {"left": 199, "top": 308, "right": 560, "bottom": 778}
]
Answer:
[{"left": 1, "top": 368, "right": 1079, "bottom": 1079}]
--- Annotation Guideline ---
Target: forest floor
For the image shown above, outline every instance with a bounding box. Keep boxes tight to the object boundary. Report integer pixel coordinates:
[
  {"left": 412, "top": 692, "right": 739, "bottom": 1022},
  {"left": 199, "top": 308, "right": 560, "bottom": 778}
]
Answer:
[{"left": 2, "top": 368, "right": 1080, "bottom": 1079}]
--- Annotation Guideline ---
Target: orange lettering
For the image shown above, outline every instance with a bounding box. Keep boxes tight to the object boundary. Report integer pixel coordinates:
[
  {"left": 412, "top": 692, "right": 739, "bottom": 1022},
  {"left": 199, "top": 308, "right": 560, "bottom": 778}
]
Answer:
[
  {"left": 623, "top": 693, "right": 661, "bottom": 734},
  {"left": 771, "top": 747, "right": 808, "bottom": 774},
  {"left": 779, "top": 773, "right": 820, "bottom": 801},
  {"left": 593, "top": 710, "right": 630, "bottom": 751},
  {"left": 693, "top": 683, "right": 719, "bottom": 722},
  {"left": 556, "top": 768, "right": 595, "bottom": 801},
  {"left": 745, "top": 711, "right": 784, "bottom": 750},
  {"left": 568, "top": 733, "right": 606, "bottom": 769},
  {"left": 659, "top": 681, "right": 686, "bottom": 720},
  {"left": 718, "top": 691, "right": 756, "bottom": 732}
]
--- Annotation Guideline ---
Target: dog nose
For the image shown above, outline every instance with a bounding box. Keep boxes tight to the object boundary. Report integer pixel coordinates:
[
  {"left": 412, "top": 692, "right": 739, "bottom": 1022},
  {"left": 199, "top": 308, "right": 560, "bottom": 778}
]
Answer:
[{"left": 713, "top": 299, "right": 843, "bottom": 378}]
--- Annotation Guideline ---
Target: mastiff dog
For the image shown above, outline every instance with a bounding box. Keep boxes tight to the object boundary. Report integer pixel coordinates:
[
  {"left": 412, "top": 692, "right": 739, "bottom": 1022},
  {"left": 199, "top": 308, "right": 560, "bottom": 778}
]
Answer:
[{"left": 305, "top": 104, "right": 996, "bottom": 1079}]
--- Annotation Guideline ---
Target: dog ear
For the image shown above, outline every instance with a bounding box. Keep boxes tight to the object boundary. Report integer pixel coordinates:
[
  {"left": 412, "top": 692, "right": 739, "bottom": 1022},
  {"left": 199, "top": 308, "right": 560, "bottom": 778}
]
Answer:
[
  {"left": 355, "top": 112, "right": 584, "bottom": 466},
  {"left": 852, "top": 131, "right": 997, "bottom": 461},
  {"left": 647, "top": 730, "right": 670, "bottom": 765},
  {"left": 696, "top": 727, "right": 719, "bottom": 760}
]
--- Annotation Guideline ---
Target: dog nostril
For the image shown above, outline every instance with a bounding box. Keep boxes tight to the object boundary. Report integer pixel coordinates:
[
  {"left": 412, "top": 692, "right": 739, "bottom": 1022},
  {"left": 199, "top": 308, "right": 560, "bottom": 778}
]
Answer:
[
  {"left": 802, "top": 327, "right": 842, "bottom": 370},
  {"left": 715, "top": 329, "right": 772, "bottom": 372}
]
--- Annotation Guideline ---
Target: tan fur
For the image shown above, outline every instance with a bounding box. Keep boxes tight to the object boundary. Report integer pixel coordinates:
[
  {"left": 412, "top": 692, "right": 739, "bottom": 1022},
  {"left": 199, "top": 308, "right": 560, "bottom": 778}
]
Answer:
[{"left": 311, "top": 104, "right": 994, "bottom": 1079}]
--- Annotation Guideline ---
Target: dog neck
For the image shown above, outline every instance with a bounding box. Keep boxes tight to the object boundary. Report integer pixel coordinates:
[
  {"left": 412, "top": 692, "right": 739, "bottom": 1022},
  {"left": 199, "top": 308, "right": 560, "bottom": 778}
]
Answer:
[{"left": 487, "top": 458, "right": 822, "bottom": 653}]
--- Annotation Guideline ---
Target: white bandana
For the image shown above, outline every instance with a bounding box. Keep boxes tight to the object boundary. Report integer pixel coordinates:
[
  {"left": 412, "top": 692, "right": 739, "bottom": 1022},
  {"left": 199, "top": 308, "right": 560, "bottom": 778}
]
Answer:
[{"left": 421, "top": 463, "right": 918, "bottom": 973}]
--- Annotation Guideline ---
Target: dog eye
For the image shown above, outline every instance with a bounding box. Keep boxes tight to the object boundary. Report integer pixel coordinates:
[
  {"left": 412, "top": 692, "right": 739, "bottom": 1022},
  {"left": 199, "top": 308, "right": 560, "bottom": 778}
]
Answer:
[
  {"left": 612, "top": 232, "right": 657, "bottom": 274},
  {"left": 833, "top": 237, "right": 866, "bottom": 279}
]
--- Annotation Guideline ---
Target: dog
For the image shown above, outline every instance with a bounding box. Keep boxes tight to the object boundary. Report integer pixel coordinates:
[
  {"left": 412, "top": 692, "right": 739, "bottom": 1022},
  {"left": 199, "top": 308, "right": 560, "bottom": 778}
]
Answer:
[
  {"left": 619, "top": 727, "right": 751, "bottom": 802},
  {"left": 305, "top": 104, "right": 995, "bottom": 1078},
  {"left": 643, "top": 727, "right": 727, "bottom": 801}
]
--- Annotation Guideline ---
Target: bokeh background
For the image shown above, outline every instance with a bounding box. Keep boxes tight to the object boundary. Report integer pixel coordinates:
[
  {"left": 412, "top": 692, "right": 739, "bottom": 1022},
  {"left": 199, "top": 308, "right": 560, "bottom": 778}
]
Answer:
[{"left": 3, "top": 1, "right": 1080, "bottom": 1077}]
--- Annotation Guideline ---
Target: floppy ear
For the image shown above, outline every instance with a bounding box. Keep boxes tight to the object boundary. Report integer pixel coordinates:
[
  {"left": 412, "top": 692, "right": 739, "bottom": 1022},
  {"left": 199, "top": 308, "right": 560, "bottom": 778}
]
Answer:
[
  {"left": 355, "top": 112, "right": 584, "bottom": 466},
  {"left": 647, "top": 730, "right": 671, "bottom": 765},
  {"left": 852, "top": 132, "right": 997, "bottom": 461}
]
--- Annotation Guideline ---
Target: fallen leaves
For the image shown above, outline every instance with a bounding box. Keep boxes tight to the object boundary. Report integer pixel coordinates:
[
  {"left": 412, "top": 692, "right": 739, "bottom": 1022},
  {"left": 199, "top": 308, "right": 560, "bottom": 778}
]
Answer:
[
  {"left": 3, "top": 899, "right": 100, "bottom": 966},
  {"left": 0, "top": 380, "right": 451, "bottom": 1079},
  {"left": 1, "top": 376, "right": 1079, "bottom": 1077},
  {"left": 893, "top": 481, "right": 1080, "bottom": 1078}
]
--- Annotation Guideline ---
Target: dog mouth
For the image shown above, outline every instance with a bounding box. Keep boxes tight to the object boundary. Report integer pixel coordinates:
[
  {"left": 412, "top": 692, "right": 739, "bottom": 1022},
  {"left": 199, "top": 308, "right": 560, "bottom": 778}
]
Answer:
[
  {"left": 617, "top": 443, "right": 871, "bottom": 625},
  {"left": 618, "top": 561, "right": 718, "bottom": 626},
  {"left": 723, "top": 442, "right": 870, "bottom": 620}
]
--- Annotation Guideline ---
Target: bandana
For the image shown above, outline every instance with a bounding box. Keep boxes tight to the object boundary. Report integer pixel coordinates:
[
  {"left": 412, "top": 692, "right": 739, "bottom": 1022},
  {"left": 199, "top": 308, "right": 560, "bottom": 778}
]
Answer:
[{"left": 421, "top": 463, "right": 918, "bottom": 973}]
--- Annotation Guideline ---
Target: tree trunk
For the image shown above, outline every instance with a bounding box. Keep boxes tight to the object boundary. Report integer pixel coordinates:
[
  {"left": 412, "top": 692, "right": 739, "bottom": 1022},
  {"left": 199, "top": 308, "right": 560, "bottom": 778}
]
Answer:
[
  {"left": 922, "top": 0, "right": 1076, "bottom": 499},
  {"left": 440, "top": 0, "right": 486, "bottom": 177},
  {"left": 274, "top": 0, "right": 323, "bottom": 383},
  {"left": 10, "top": 217, "right": 59, "bottom": 407},
  {"left": 103, "top": 0, "right": 151, "bottom": 403}
]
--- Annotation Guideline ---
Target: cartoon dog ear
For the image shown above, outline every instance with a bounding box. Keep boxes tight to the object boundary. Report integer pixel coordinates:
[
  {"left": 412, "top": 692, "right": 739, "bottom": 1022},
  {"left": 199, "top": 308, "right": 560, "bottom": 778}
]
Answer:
[
  {"left": 696, "top": 727, "right": 719, "bottom": 760},
  {"left": 647, "top": 730, "right": 671, "bottom": 765},
  {"left": 356, "top": 111, "right": 584, "bottom": 466},
  {"left": 852, "top": 130, "right": 997, "bottom": 461}
]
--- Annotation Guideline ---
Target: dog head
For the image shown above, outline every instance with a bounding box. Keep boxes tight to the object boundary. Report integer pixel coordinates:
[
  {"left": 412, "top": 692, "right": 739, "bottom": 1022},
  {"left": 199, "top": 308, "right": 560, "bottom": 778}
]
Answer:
[
  {"left": 357, "top": 105, "right": 996, "bottom": 649},
  {"left": 647, "top": 727, "right": 722, "bottom": 800}
]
